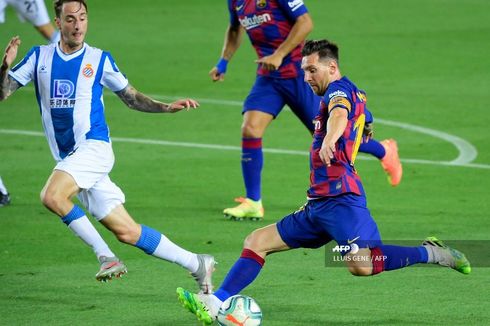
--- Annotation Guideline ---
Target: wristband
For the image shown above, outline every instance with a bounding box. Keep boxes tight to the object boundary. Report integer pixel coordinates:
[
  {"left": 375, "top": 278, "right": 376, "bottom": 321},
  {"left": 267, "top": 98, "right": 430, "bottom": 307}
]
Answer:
[{"left": 216, "top": 58, "right": 229, "bottom": 74}]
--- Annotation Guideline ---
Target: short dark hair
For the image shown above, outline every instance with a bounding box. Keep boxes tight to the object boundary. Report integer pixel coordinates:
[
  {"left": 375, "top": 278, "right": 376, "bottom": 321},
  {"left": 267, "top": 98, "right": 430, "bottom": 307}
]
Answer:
[
  {"left": 301, "top": 39, "right": 339, "bottom": 63},
  {"left": 54, "top": 0, "right": 88, "bottom": 18}
]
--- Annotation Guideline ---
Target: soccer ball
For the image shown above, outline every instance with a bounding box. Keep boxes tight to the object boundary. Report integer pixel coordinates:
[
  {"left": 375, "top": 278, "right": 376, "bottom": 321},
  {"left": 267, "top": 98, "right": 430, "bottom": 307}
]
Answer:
[{"left": 217, "top": 295, "right": 263, "bottom": 326}]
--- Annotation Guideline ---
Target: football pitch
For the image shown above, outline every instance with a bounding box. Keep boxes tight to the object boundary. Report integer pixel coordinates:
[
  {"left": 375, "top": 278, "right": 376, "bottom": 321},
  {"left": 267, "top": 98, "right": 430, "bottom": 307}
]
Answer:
[{"left": 1, "top": 0, "right": 489, "bottom": 325}]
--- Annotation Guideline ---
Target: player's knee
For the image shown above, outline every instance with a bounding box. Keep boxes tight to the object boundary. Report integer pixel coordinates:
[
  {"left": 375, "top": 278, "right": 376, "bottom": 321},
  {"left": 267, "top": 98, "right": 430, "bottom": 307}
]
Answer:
[
  {"left": 243, "top": 230, "right": 267, "bottom": 254},
  {"left": 40, "top": 188, "right": 62, "bottom": 211},
  {"left": 348, "top": 264, "right": 373, "bottom": 276},
  {"left": 241, "top": 121, "right": 265, "bottom": 138}
]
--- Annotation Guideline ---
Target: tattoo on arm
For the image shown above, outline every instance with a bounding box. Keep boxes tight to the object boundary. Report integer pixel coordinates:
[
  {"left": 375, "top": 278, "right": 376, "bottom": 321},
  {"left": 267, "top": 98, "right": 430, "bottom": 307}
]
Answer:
[
  {"left": 115, "top": 84, "right": 170, "bottom": 113},
  {"left": 0, "top": 71, "right": 21, "bottom": 100}
]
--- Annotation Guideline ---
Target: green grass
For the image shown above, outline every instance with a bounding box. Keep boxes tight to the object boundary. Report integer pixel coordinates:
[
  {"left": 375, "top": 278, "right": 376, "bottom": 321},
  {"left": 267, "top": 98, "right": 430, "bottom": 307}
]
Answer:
[{"left": 1, "top": 0, "right": 490, "bottom": 325}]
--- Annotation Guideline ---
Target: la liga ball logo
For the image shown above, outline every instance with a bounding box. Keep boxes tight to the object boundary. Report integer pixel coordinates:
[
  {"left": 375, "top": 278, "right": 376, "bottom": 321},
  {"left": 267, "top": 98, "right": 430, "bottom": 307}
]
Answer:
[{"left": 83, "top": 64, "right": 94, "bottom": 78}]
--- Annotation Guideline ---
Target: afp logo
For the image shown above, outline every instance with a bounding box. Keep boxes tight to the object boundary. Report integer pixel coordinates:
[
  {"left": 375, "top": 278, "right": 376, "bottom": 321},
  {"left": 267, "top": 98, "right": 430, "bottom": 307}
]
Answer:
[
  {"left": 332, "top": 243, "right": 359, "bottom": 254},
  {"left": 53, "top": 79, "right": 75, "bottom": 98}
]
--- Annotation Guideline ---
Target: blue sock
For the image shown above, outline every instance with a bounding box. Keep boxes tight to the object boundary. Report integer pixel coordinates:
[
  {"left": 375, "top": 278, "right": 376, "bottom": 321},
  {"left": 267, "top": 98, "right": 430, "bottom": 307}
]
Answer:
[
  {"left": 372, "top": 245, "right": 428, "bottom": 274},
  {"left": 241, "top": 138, "right": 263, "bottom": 201},
  {"left": 61, "top": 205, "right": 85, "bottom": 225},
  {"left": 134, "top": 225, "right": 161, "bottom": 254},
  {"left": 214, "top": 249, "right": 265, "bottom": 302},
  {"left": 359, "top": 139, "right": 386, "bottom": 159}
]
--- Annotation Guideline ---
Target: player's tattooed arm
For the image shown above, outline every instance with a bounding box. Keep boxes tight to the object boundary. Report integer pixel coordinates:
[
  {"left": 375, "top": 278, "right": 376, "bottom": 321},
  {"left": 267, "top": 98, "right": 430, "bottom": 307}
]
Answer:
[
  {"left": 0, "top": 72, "right": 21, "bottom": 101},
  {"left": 1, "top": 36, "right": 22, "bottom": 101},
  {"left": 116, "top": 84, "right": 199, "bottom": 113}
]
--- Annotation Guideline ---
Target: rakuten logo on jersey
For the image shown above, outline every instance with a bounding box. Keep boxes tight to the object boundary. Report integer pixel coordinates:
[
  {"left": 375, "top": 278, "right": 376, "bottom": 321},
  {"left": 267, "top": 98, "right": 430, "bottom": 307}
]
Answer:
[
  {"left": 239, "top": 13, "right": 272, "bottom": 30},
  {"left": 328, "top": 90, "right": 347, "bottom": 99},
  {"left": 288, "top": 0, "right": 304, "bottom": 11}
]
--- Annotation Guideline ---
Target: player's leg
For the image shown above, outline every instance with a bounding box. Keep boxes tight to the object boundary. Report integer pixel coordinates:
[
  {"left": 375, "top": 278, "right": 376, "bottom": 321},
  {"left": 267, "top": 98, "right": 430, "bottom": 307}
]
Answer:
[
  {"left": 328, "top": 195, "right": 470, "bottom": 275},
  {"left": 35, "top": 23, "right": 60, "bottom": 43},
  {"left": 40, "top": 170, "right": 117, "bottom": 275},
  {"left": 177, "top": 223, "right": 290, "bottom": 324},
  {"left": 281, "top": 73, "right": 319, "bottom": 134},
  {"left": 360, "top": 137, "right": 403, "bottom": 187},
  {"left": 347, "top": 240, "right": 470, "bottom": 276},
  {"left": 359, "top": 109, "right": 402, "bottom": 186},
  {"left": 177, "top": 203, "right": 326, "bottom": 324},
  {"left": 0, "top": 175, "right": 11, "bottom": 206},
  {"left": 11, "top": 0, "right": 59, "bottom": 42},
  {"left": 99, "top": 201, "right": 215, "bottom": 293},
  {"left": 223, "top": 76, "right": 285, "bottom": 221},
  {"left": 47, "top": 140, "right": 125, "bottom": 281},
  {"left": 0, "top": 0, "right": 7, "bottom": 24}
]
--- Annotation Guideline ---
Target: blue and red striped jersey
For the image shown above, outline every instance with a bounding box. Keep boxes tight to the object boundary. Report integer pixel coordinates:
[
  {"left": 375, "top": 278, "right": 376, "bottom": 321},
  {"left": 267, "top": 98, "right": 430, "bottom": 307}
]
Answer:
[
  {"left": 307, "top": 76, "right": 368, "bottom": 198},
  {"left": 228, "top": 0, "right": 308, "bottom": 79}
]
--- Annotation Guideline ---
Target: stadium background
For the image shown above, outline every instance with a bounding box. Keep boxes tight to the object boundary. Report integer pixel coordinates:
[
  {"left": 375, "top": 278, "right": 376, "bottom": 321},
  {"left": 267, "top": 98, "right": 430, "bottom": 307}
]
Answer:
[{"left": 0, "top": 0, "right": 489, "bottom": 324}]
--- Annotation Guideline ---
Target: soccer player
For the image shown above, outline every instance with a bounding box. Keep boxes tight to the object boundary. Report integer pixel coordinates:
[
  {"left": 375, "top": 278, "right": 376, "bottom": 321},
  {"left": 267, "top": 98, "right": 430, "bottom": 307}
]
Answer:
[
  {"left": 177, "top": 39, "right": 470, "bottom": 324},
  {"left": 0, "top": 0, "right": 60, "bottom": 43},
  {"left": 212, "top": 0, "right": 402, "bottom": 221},
  {"left": 0, "top": 175, "right": 10, "bottom": 206},
  {"left": 0, "top": 0, "right": 215, "bottom": 292}
]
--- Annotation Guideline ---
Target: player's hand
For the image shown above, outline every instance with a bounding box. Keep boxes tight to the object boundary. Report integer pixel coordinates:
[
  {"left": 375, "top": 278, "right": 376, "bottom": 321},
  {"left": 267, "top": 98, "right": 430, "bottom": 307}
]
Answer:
[
  {"left": 167, "top": 99, "right": 199, "bottom": 113},
  {"left": 363, "top": 123, "right": 374, "bottom": 141},
  {"left": 255, "top": 53, "right": 283, "bottom": 71},
  {"left": 2, "top": 36, "right": 21, "bottom": 69},
  {"left": 209, "top": 66, "right": 225, "bottom": 82},
  {"left": 319, "top": 138, "right": 336, "bottom": 167}
]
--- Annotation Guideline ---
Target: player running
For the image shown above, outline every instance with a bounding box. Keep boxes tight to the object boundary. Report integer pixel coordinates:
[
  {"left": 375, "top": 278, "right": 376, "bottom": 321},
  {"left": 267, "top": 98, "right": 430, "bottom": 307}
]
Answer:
[
  {"left": 177, "top": 39, "right": 470, "bottom": 324},
  {"left": 0, "top": 0, "right": 215, "bottom": 291},
  {"left": 212, "top": 0, "right": 402, "bottom": 221}
]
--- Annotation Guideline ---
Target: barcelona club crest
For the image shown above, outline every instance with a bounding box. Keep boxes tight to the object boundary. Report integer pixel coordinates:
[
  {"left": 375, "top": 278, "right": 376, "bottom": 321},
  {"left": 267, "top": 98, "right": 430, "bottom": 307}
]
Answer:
[{"left": 256, "top": 0, "right": 266, "bottom": 9}]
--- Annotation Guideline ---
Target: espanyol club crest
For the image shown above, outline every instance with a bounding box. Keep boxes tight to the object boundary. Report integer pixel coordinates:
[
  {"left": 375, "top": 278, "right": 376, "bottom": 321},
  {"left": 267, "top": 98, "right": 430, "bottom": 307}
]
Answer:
[
  {"left": 82, "top": 64, "right": 94, "bottom": 78},
  {"left": 256, "top": 0, "right": 266, "bottom": 9}
]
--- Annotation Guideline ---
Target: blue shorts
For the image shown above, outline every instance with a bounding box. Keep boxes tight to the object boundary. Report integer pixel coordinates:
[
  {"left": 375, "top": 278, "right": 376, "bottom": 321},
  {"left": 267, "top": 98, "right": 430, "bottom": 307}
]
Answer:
[
  {"left": 277, "top": 194, "right": 382, "bottom": 250},
  {"left": 243, "top": 73, "right": 321, "bottom": 132}
]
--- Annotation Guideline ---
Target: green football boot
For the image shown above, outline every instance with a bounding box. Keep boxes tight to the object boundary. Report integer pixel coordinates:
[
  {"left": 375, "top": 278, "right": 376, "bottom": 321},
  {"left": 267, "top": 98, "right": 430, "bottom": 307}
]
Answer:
[
  {"left": 176, "top": 287, "right": 217, "bottom": 325},
  {"left": 423, "top": 237, "right": 471, "bottom": 274},
  {"left": 223, "top": 197, "right": 264, "bottom": 221}
]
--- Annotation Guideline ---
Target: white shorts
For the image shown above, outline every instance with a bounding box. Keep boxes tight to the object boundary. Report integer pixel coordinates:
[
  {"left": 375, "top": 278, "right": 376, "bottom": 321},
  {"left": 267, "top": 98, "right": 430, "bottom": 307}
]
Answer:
[
  {"left": 55, "top": 140, "right": 125, "bottom": 220},
  {"left": 0, "top": 0, "right": 51, "bottom": 26}
]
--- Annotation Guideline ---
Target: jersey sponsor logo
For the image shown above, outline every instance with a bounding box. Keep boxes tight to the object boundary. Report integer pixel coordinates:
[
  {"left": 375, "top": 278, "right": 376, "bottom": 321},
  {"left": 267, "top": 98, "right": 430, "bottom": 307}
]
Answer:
[
  {"left": 49, "top": 98, "right": 77, "bottom": 109},
  {"left": 51, "top": 79, "right": 76, "bottom": 108},
  {"left": 239, "top": 13, "right": 272, "bottom": 30},
  {"left": 53, "top": 79, "right": 75, "bottom": 98},
  {"left": 328, "top": 90, "right": 347, "bottom": 99},
  {"left": 256, "top": 0, "right": 267, "bottom": 9},
  {"left": 288, "top": 0, "right": 304, "bottom": 11},
  {"left": 82, "top": 64, "right": 94, "bottom": 78}
]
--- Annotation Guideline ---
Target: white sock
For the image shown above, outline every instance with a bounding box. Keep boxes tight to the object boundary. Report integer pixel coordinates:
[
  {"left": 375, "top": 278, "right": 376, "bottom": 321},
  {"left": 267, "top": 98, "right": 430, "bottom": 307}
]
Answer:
[
  {"left": 424, "top": 246, "right": 436, "bottom": 263},
  {"left": 152, "top": 235, "right": 199, "bottom": 272},
  {"left": 67, "top": 216, "right": 115, "bottom": 259},
  {"left": 0, "top": 176, "right": 8, "bottom": 194}
]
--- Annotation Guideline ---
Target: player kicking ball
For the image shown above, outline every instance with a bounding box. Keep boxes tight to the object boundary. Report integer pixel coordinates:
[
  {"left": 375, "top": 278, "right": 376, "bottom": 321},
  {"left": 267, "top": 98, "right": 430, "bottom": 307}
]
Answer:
[
  {"left": 0, "top": 0, "right": 215, "bottom": 292},
  {"left": 176, "top": 39, "right": 470, "bottom": 324}
]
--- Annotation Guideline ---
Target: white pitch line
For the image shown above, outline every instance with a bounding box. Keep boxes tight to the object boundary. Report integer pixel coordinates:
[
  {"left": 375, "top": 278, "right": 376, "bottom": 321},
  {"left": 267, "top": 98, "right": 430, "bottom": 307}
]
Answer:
[
  {"left": 1, "top": 88, "right": 486, "bottom": 169},
  {"left": 1, "top": 128, "right": 489, "bottom": 169},
  {"left": 147, "top": 93, "right": 479, "bottom": 167}
]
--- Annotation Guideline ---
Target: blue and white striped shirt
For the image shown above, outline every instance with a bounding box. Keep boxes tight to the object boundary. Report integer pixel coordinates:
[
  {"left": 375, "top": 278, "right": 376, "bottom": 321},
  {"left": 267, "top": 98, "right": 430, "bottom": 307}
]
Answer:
[{"left": 9, "top": 42, "right": 128, "bottom": 161}]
